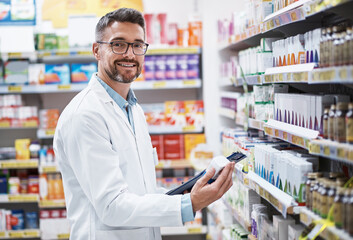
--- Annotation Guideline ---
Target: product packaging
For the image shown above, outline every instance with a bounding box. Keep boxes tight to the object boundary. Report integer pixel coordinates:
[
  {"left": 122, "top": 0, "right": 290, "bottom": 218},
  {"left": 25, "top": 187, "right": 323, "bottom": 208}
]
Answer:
[
  {"left": 150, "top": 135, "right": 164, "bottom": 161},
  {"left": 272, "top": 215, "right": 295, "bottom": 240},
  {"left": 184, "top": 100, "right": 204, "bottom": 128},
  {"left": 4, "top": 60, "right": 29, "bottom": 84},
  {"left": 44, "top": 64, "right": 70, "bottom": 84},
  {"left": 163, "top": 134, "right": 184, "bottom": 160},
  {"left": 165, "top": 55, "right": 177, "bottom": 80},
  {"left": 28, "top": 63, "right": 45, "bottom": 85},
  {"left": 144, "top": 56, "right": 155, "bottom": 80},
  {"left": 71, "top": 63, "right": 97, "bottom": 83},
  {"left": 184, "top": 134, "right": 206, "bottom": 160},
  {"left": 176, "top": 55, "right": 188, "bottom": 79},
  {"left": 154, "top": 55, "right": 166, "bottom": 80},
  {"left": 288, "top": 224, "right": 305, "bottom": 240},
  {"left": 15, "top": 138, "right": 31, "bottom": 160},
  {"left": 164, "top": 101, "right": 185, "bottom": 126},
  {"left": 11, "top": 209, "right": 24, "bottom": 230},
  {"left": 187, "top": 54, "right": 199, "bottom": 79}
]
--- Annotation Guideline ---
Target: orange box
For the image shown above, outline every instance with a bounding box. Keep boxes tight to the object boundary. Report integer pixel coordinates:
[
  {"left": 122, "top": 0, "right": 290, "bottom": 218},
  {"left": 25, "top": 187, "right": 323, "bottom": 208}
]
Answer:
[
  {"left": 184, "top": 134, "right": 206, "bottom": 160},
  {"left": 164, "top": 101, "right": 185, "bottom": 126},
  {"left": 184, "top": 100, "right": 204, "bottom": 128}
]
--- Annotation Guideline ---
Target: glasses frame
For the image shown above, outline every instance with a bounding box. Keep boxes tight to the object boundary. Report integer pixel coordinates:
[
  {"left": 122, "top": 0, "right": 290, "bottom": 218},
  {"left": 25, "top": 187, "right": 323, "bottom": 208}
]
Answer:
[{"left": 96, "top": 40, "right": 149, "bottom": 56}]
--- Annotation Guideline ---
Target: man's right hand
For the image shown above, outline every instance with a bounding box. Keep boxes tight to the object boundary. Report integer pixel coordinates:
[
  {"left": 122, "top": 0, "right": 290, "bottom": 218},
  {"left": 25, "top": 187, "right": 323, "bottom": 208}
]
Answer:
[{"left": 190, "top": 162, "right": 235, "bottom": 212}]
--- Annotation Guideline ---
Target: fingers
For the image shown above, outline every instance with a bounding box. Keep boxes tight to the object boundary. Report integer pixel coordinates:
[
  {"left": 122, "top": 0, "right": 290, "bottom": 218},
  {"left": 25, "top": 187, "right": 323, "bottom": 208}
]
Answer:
[
  {"left": 196, "top": 168, "right": 215, "bottom": 187},
  {"left": 213, "top": 162, "right": 234, "bottom": 188},
  {"left": 219, "top": 164, "right": 234, "bottom": 193}
]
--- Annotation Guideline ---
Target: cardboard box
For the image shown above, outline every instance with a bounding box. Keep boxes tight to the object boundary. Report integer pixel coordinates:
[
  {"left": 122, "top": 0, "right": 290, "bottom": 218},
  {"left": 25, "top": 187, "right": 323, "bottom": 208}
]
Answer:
[
  {"left": 71, "top": 63, "right": 97, "bottom": 83},
  {"left": 28, "top": 63, "right": 45, "bottom": 85},
  {"left": 164, "top": 134, "right": 184, "bottom": 160},
  {"left": 45, "top": 64, "right": 70, "bottom": 84},
  {"left": 164, "top": 101, "right": 185, "bottom": 126},
  {"left": 184, "top": 134, "right": 206, "bottom": 160},
  {"left": 4, "top": 60, "right": 29, "bottom": 84},
  {"left": 273, "top": 215, "right": 295, "bottom": 240},
  {"left": 151, "top": 135, "right": 164, "bottom": 160}
]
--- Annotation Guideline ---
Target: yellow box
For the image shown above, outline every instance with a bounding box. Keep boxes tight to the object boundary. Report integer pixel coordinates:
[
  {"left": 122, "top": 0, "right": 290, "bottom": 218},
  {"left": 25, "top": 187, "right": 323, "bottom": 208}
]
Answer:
[
  {"left": 184, "top": 134, "right": 206, "bottom": 160},
  {"left": 15, "top": 139, "right": 31, "bottom": 160}
]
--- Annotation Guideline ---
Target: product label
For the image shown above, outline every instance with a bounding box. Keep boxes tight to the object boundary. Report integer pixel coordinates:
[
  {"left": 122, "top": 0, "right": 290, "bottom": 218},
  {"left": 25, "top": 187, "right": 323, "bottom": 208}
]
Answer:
[
  {"left": 321, "top": 195, "right": 328, "bottom": 218},
  {"left": 335, "top": 117, "right": 346, "bottom": 142},
  {"left": 8, "top": 85, "right": 22, "bottom": 92},
  {"left": 333, "top": 202, "right": 343, "bottom": 228},
  {"left": 323, "top": 119, "right": 328, "bottom": 138},
  {"left": 347, "top": 118, "right": 353, "bottom": 142}
]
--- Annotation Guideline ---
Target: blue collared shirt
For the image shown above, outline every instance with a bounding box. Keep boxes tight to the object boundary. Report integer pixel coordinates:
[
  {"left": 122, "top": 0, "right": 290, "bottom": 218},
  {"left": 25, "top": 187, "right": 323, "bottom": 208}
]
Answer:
[{"left": 95, "top": 74, "right": 194, "bottom": 223}]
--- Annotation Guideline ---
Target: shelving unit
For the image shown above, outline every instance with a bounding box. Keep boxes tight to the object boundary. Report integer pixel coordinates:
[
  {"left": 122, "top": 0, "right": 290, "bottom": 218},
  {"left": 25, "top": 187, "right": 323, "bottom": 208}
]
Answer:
[
  {"left": 0, "top": 160, "right": 38, "bottom": 169},
  {"left": 0, "top": 229, "right": 40, "bottom": 239},
  {"left": 222, "top": 199, "right": 251, "bottom": 232}
]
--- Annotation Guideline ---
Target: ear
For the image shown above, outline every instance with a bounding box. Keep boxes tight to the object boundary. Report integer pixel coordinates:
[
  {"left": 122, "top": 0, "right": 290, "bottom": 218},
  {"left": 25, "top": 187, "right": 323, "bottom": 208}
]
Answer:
[{"left": 92, "top": 43, "right": 100, "bottom": 60}]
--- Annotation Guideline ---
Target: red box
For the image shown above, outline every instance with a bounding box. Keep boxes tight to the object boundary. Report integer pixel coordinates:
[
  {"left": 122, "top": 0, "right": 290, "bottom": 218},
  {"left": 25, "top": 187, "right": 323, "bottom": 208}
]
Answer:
[
  {"left": 163, "top": 134, "right": 184, "bottom": 160},
  {"left": 150, "top": 135, "right": 164, "bottom": 160}
]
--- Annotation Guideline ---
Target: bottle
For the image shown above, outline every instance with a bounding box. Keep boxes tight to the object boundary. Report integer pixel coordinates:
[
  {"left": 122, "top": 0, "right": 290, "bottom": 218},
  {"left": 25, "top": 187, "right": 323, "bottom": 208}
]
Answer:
[
  {"left": 333, "top": 187, "right": 345, "bottom": 229},
  {"left": 323, "top": 108, "right": 329, "bottom": 138},
  {"left": 328, "top": 104, "right": 336, "bottom": 140},
  {"left": 306, "top": 173, "right": 316, "bottom": 210},
  {"left": 332, "top": 29, "right": 341, "bottom": 66},
  {"left": 312, "top": 180, "right": 320, "bottom": 214},
  {"left": 334, "top": 102, "right": 348, "bottom": 143},
  {"left": 343, "top": 27, "right": 352, "bottom": 65},
  {"left": 320, "top": 28, "right": 327, "bottom": 67},
  {"left": 343, "top": 189, "right": 350, "bottom": 233},
  {"left": 346, "top": 103, "right": 353, "bottom": 144},
  {"left": 320, "top": 180, "right": 329, "bottom": 218},
  {"left": 325, "top": 27, "right": 333, "bottom": 67},
  {"left": 327, "top": 181, "right": 336, "bottom": 221},
  {"left": 338, "top": 31, "right": 346, "bottom": 66},
  {"left": 348, "top": 189, "right": 353, "bottom": 236}
]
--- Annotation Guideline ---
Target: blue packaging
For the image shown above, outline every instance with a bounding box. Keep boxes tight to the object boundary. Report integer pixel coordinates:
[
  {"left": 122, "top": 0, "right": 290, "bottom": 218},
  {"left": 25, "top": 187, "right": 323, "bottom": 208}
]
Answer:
[
  {"left": 44, "top": 64, "right": 70, "bottom": 84},
  {"left": 0, "top": 175, "right": 7, "bottom": 194},
  {"left": 187, "top": 54, "right": 199, "bottom": 79},
  {"left": 11, "top": 209, "right": 24, "bottom": 230},
  {"left": 165, "top": 55, "right": 177, "bottom": 80},
  {"left": 176, "top": 55, "right": 188, "bottom": 80},
  {"left": 144, "top": 56, "right": 155, "bottom": 80},
  {"left": 71, "top": 63, "right": 97, "bottom": 83},
  {"left": 154, "top": 55, "right": 166, "bottom": 80},
  {"left": 25, "top": 211, "right": 38, "bottom": 229}
]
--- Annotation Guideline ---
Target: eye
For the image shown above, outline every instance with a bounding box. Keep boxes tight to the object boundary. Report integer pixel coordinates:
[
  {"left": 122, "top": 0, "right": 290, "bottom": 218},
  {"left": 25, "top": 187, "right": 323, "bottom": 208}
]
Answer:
[
  {"left": 133, "top": 43, "right": 144, "bottom": 48},
  {"left": 112, "top": 42, "right": 125, "bottom": 47}
]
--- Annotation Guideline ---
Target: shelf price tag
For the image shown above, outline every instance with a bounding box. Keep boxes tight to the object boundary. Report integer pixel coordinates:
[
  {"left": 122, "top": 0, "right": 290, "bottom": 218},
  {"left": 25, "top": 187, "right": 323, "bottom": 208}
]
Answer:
[
  {"left": 337, "top": 147, "right": 346, "bottom": 159},
  {"left": 9, "top": 231, "right": 24, "bottom": 238},
  {"left": 183, "top": 126, "right": 196, "bottom": 132},
  {"left": 183, "top": 80, "right": 196, "bottom": 86},
  {"left": 77, "top": 51, "right": 92, "bottom": 56},
  {"left": 56, "top": 51, "right": 70, "bottom": 56},
  {"left": 188, "top": 227, "right": 202, "bottom": 234},
  {"left": 339, "top": 68, "right": 347, "bottom": 80},
  {"left": 58, "top": 85, "right": 71, "bottom": 90},
  {"left": 324, "top": 146, "right": 330, "bottom": 156},
  {"left": 9, "top": 194, "right": 38, "bottom": 202},
  {"left": 45, "top": 129, "right": 56, "bottom": 136},
  {"left": 0, "top": 232, "right": 5, "bottom": 237},
  {"left": 23, "top": 120, "right": 38, "bottom": 127},
  {"left": 8, "top": 85, "right": 22, "bottom": 92},
  {"left": 58, "top": 233, "right": 70, "bottom": 239},
  {"left": 264, "top": 127, "right": 273, "bottom": 136},
  {"left": 8, "top": 52, "right": 22, "bottom": 58},
  {"left": 24, "top": 230, "right": 40, "bottom": 237},
  {"left": 348, "top": 149, "right": 353, "bottom": 161},
  {"left": 0, "top": 121, "right": 11, "bottom": 128},
  {"left": 264, "top": 75, "right": 271, "bottom": 83},
  {"left": 42, "top": 166, "right": 58, "bottom": 173},
  {"left": 153, "top": 81, "right": 167, "bottom": 89},
  {"left": 300, "top": 212, "right": 309, "bottom": 225}
]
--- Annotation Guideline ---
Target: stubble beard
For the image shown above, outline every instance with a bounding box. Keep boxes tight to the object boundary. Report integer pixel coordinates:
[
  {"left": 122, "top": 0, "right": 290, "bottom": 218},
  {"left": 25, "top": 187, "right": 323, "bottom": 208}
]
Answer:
[{"left": 105, "top": 60, "right": 141, "bottom": 84}]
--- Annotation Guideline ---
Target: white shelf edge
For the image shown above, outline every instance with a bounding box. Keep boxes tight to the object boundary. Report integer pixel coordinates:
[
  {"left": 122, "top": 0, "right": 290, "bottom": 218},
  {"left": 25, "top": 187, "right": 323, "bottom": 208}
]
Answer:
[
  {"left": 265, "top": 119, "right": 319, "bottom": 139},
  {"left": 219, "top": 107, "right": 236, "bottom": 119},
  {"left": 131, "top": 79, "right": 201, "bottom": 90},
  {"left": 265, "top": 63, "right": 316, "bottom": 75},
  {"left": 263, "top": 0, "right": 311, "bottom": 22},
  {"left": 160, "top": 226, "right": 207, "bottom": 236}
]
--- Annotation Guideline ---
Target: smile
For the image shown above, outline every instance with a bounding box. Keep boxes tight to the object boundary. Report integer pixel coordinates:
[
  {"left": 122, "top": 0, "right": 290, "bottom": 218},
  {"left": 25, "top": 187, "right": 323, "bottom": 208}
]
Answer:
[{"left": 117, "top": 63, "right": 136, "bottom": 67}]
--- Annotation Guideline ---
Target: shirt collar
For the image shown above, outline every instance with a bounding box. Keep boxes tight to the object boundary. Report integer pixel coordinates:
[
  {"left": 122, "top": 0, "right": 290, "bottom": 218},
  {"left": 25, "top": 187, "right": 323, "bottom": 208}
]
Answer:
[{"left": 95, "top": 74, "right": 137, "bottom": 109}]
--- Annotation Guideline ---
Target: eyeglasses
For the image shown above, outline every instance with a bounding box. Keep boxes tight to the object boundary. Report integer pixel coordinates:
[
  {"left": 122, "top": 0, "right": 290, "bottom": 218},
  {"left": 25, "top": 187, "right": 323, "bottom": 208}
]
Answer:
[{"left": 97, "top": 40, "right": 149, "bottom": 55}]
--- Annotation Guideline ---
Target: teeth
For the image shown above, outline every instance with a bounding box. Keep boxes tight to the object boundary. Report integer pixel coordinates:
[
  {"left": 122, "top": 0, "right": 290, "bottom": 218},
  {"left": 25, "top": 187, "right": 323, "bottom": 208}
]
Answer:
[{"left": 119, "top": 63, "right": 135, "bottom": 67}]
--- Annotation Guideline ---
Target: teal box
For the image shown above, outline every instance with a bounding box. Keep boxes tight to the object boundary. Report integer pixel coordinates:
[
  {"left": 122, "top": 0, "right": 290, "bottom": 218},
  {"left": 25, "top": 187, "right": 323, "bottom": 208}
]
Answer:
[
  {"left": 71, "top": 63, "right": 97, "bottom": 83},
  {"left": 44, "top": 64, "right": 70, "bottom": 84}
]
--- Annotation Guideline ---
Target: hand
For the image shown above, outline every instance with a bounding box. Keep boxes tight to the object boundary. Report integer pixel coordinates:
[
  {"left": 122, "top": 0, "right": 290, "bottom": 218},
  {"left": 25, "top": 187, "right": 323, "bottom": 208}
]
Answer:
[{"left": 190, "top": 162, "right": 235, "bottom": 212}]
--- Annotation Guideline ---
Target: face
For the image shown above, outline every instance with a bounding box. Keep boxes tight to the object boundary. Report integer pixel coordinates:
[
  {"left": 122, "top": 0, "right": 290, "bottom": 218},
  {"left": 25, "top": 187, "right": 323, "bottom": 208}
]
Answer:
[{"left": 94, "top": 21, "right": 145, "bottom": 83}]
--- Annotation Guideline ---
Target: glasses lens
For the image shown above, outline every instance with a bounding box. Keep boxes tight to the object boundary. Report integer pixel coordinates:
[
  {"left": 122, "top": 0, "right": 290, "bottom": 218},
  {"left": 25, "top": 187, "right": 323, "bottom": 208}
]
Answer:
[
  {"left": 132, "top": 43, "right": 147, "bottom": 55},
  {"left": 111, "top": 41, "right": 128, "bottom": 54}
]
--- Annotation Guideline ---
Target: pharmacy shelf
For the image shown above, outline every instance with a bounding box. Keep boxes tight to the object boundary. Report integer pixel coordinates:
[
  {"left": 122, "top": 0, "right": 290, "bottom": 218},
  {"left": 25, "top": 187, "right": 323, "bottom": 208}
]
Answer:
[
  {"left": 37, "top": 128, "right": 55, "bottom": 139},
  {"left": 0, "top": 126, "right": 37, "bottom": 130},
  {"left": 222, "top": 199, "right": 252, "bottom": 232},
  {"left": 219, "top": 77, "right": 235, "bottom": 87},
  {"left": 0, "top": 120, "right": 38, "bottom": 128},
  {"left": 0, "top": 229, "right": 40, "bottom": 239},
  {"left": 155, "top": 160, "right": 193, "bottom": 169},
  {"left": 160, "top": 226, "right": 207, "bottom": 236},
  {"left": 248, "top": 171, "right": 300, "bottom": 217},
  {"left": 39, "top": 199, "right": 66, "bottom": 209},
  {"left": 220, "top": 0, "right": 353, "bottom": 52},
  {"left": 309, "top": 139, "right": 353, "bottom": 164},
  {"left": 300, "top": 207, "right": 353, "bottom": 240},
  {"left": 39, "top": 163, "right": 60, "bottom": 174},
  {"left": 248, "top": 118, "right": 265, "bottom": 131},
  {"left": 263, "top": 63, "right": 316, "bottom": 83},
  {"left": 235, "top": 75, "right": 263, "bottom": 86},
  {"left": 0, "top": 159, "right": 38, "bottom": 169},
  {"left": 0, "top": 194, "right": 39, "bottom": 203},
  {"left": 0, "top": 84, "right": 87, "bottom": 94},
  {"left": 219, "top": 107, "right": 236, "bottom": 119},
  {"left": 148, "top": 125, "right": 203, "bottom": 134},
  {"left": 146, "top": 46, "right": 201, "bottom": 55},
  {"left": 263, "top": 119, "right": 319, "bottom": 150},
  {"left": 131, "top": 79, "right": 201, "bottom": 90},
  {"left": 310, "top": 65, "right": 353, "bottom": 84}
]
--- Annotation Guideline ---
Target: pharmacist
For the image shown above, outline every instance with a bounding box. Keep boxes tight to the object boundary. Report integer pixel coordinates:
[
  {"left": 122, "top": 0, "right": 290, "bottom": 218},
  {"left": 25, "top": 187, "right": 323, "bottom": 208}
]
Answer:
[{"left": 53, "top": 8, "right": 234, "bottom": 240}]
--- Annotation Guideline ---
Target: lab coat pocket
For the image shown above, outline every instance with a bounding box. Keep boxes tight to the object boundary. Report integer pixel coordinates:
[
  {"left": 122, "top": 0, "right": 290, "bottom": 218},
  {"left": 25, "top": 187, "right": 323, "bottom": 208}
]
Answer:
[
  {"left": 152, "top": 147, "right": 159, "bottom": 166},
  {"left": 95, "top": 227, "right": 148, "bottom": 240}
]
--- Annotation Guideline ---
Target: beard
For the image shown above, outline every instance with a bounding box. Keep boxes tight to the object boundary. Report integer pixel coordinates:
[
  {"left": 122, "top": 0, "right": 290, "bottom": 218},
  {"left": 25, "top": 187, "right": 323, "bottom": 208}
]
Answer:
[{"left": 104, "top": 59, "right": 141, "bottom": 83}]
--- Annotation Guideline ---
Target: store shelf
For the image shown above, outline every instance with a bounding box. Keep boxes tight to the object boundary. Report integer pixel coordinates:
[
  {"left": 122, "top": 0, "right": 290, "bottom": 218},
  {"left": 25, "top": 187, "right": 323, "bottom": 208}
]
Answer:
[
  {"left": 37, "top": 128, "right": 55, "bottom": 139},
  {"left": 248, "top": 171, "right": 299, "bottom": 217},
  {"left": 0, "top": 84, "right": 87, "bottom": 94},
  {"left": 39, "top": 199, "right": 66, "bottom": 208},
  {"left": 148, "top": 125, "right": 203, "bottom": 134},
  {"left": 0, "top": 159, "right": 38, "bottom": 169},
  {"left": 300, "top": 207, "right": 353, "bottom": 240},
  {"left": 310, "top": 65, "right": 353, "bottom": 84},
  {"left": 37, "top": 49, "right": 94, "bottom": 61},
  {"left": 235, "top": 75, "right": 263, "bottom": 86},
  {"left": 39, "top": 163, "right": 60, "bottom": 173},
  {"left": 146, "top": 46, "right": 201, "bottom": 55},
  {"left": 0, "top": 120, "right": 38, "bottom": 128},
  {"left": 248, "top": 118, "right": 265, "bottom": 131},
  {"left": 264, "top": 119, "right": 319, "bottom": 150},
  {"left": 263, "top": 63, "right": 316, "bottom": 83},
  {"left": 0, "top": 194, "right": 39, "bottom": 203},
  {"left": 155, "top": 160, "right": 193, "bottom": 169},
  {"left": 131, "top": 79, "right": 201, "bottom": 90},
  {"left": 219, "top": 107, "right": 236, "bottom": 119},
  {"left": 309, "top": 139, "right": 353, "bottom": 164},
  {"left": 0, "top": 229, "right": 40, "bottom": 239},
  {"left": 223, "top": 199, "right": 252, "bottom": 232},
  {"left": 160, "top": 226, "right": 207, "bottom": 235}
]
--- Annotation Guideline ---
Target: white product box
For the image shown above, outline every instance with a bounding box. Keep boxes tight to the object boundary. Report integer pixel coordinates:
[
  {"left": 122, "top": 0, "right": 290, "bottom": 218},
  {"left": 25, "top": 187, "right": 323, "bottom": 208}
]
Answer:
[
  {"left": 288, "top": 224, "right": 305, "bottom": 240},
  {"left": 273, "top": 215, "right": 295, "bottom": 240},
  {"left": 28, "top": 63, "right": 45, "bottom": 85}
]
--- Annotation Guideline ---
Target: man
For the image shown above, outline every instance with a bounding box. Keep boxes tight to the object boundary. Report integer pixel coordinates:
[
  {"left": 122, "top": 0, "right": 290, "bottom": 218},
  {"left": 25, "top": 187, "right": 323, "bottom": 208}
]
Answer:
[{"left": 53, "top": 8, "right": 234, "bottom": 240}]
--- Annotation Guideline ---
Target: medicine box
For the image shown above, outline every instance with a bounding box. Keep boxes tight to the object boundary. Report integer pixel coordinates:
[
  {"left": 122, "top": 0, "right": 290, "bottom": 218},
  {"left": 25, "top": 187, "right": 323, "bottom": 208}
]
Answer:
[
  {"left": 45, "top": 64, "right": 70, "bottom": 84},
  {"left": 28, "top": 63, "right": 45, "bottom": 85},
  {"left": 163, "top": 134, "right": 184, "bottom": 160},
  {"left": 71, "top": 63, "right": 97, "bottom": 83},
  {"left": 4, "top": 60, "right": 29, "bottom": 85}
]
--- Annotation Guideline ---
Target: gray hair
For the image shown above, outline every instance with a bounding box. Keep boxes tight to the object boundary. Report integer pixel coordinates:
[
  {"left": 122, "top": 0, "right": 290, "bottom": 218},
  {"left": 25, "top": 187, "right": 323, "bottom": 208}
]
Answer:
[{"left": 95, "top": 8, "right": 145, "bottom": 41}]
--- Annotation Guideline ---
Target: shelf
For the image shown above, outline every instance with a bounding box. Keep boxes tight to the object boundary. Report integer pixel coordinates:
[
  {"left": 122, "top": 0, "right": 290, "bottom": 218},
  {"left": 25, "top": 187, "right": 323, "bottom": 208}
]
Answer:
[
  {"left": 37, "top": 49, "right": 94, "bottom": 61},
  {"left": 160, "top": 226, "right": 207, "bottom": 236},
  {"left": 248, "top": 118, "right": 265, "bottom": 131},
  {"left": 39, "top": 199, "right": 66, "bottom": 208},
  {"left": 131, "top": 79, "right": 201, "bottom": 90},
  {"left": 39, "top": 163, "right": 60, "bottom": 173},
  {"left": 146, "top": 46, "right": 201, "bottom": 55},
  {"left": 309, "top": 139, "right": 353, "bottom": 164},
  {"left": 219, "top": 107, "right": 236, "bottom": 119},
  {"left": 0, "top": 120, "right": 38, "bottom": 128},
  {"left": 248, "top": 171, "right": 299, "bottom": 217},
  {"left": 235, "top": 75, "right": 263, "bottom": 86},
  {"left": 0, "top": 159, "right": 38, "bottom": 169},
  {"left": 223, "top": 199, "right": 252, "bottom": 232},
  {"left": 148, "top": 125, "right": 203, "bottom": 134},
  {"left": 37, "top": 128, "right": 55, "bottom": 139},
  {"left": 155, "top": 160, "right": 193, "bottom": 169},
  {"left": 263, "top": 63, "right": 316, "bottom": 84},
  {"left": 0, "top": 229, "right": 40, "bottom": 239},
  {"left": 0, "top": 194, "right": 39, "bottom": 203},
  {"left": 264, "top": 119, "right": 319, "bottom": 150},
  {"left": 300, "top": 207, "right": 353, "bottom": 240},
  {"left": 310, "top": 65, "right": 353, "bottom": 84},
  {"left": 0, "top": 84, "right": 87, "bottom": 94}
]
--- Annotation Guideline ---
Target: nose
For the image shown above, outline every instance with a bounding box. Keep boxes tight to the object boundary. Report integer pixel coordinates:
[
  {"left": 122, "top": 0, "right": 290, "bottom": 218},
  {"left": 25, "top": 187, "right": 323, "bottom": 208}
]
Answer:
[{"left": 123, "top": 44, "right": 135, "bottom": 58}]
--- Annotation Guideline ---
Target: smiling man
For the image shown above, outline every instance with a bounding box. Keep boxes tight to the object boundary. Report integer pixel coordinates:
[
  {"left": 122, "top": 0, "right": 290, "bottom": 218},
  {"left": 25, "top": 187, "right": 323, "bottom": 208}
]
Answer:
[{"left": 53, "top": 8, "right": 234, "bottom": 240}]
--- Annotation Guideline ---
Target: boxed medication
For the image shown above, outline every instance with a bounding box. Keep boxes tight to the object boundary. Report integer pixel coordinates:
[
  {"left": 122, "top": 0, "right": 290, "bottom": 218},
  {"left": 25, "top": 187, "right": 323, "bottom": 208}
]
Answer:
[
  {"left": 184, "top": 134, "right": 206, "bottom": 160},
  {"left": 28, "top": 63, "right": 45, "bottom": 85},
  {"left": 164, "top": 101, "right": 185, "bottom": 126},
  {"left": 44, "top": 64, "right": 70, "bottom": 84},
  {"left": 144, "top": 56, "right": 155, "bottom": 80},
  {"left": 273, "top": 215, "right": 295, "bottom": 240},
  {"left": 163, "top": 134, "right": 184, "bottom": 160},
  {"left": 151, "top": 135, "right": 164, "bottom": 160},
  {"left": 71, "top": 63, "right": 97, "bottom": 83},
  {"left": 184, "top": 100, "right": 204, "bottom": 128},
  {"left": 4, "top": 60, "right": 29, "bottom": 84},
  {"left": 154, "top": 55, "right": 166, "bottom": 80}
]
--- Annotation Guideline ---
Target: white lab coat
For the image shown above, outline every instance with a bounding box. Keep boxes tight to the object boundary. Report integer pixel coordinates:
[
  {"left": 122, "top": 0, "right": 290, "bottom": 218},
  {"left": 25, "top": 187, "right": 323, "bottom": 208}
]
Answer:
[{"left": 53, "top": 75, "right": 183, "bottom": 240}]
